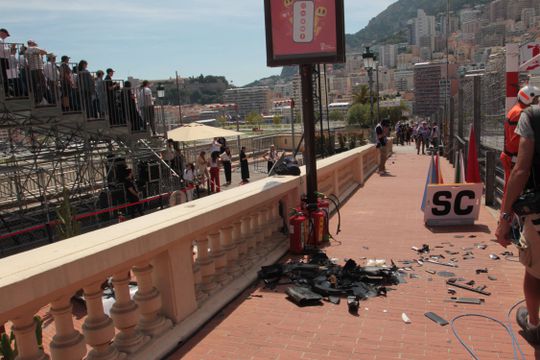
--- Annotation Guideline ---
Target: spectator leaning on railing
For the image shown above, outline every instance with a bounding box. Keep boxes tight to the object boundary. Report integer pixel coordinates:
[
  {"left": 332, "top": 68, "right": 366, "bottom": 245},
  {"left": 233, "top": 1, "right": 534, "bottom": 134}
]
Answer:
[
  {"left": 23, "top": 39, "right": 48, "bottom": 105},
  {"left": 43, "top": 53, "right": 59, "bottom": 104}
]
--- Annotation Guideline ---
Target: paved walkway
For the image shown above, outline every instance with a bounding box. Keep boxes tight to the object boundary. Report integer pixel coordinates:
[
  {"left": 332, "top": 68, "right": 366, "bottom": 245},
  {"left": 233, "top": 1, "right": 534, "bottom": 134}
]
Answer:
[{"left": 168, "top": 145, "right": 538, "bottom": 360}]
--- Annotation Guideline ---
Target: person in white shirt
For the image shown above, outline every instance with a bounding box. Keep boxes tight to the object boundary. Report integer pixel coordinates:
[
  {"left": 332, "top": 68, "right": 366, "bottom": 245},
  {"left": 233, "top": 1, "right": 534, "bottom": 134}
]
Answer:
[
  {"left": 264, "top": 144, "right": 279, "bottom": 173},
  {"left": 138, "top": 80, "right": 155, "bottom": 135},
  {"left": 24, "top": 39, "right": 48, "bottom": 105},
  {"left": 183, "top": 163, "right": 196, "bottom": 201},
  {"left": 0, "top": 28, "right": 15, "bottom": 95},
  {"left": 43, "top": 53, "right": 59, "bottom": 104}
]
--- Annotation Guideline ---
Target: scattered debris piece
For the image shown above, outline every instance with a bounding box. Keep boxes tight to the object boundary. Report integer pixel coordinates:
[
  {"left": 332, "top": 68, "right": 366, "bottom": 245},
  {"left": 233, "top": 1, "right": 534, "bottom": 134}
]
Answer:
[
  {"left": 437, "top": 271, "right": 456, "bottom": 278},
  {"left": 445, "top": 297, "right": 484, "bottom": 305},
  {"left": 426, "top": 259, "right": 458, "bottom": 268},
  {"left": 328, "top": 296, "right": 340, "bottom": 305},
  {"left": 402, "top": 313, "right": 412, "bottom": 324},
  {"left": 383, "top": 309, "right": 388, "bottom": 313},
  {"left": 286, "top": 287, "right": 323, "bottom": 307},
  {"left": 490, "top": 254, "right": 500, "bottom": 260},
  {"left": 488, "top": 275, "right": 497, "bottom": 281},
  {"left": 447, "top": 279, "right": 491, "bottom": 296},
  {"left": 477, "top": 244, "right": 487, "bottom": 250},
  {"left": 465, "top": 280, "right": 475, "bottom": 286},
  {"left": 462, "top": 255, "right": 475, "bottom": 260},
  {"left": 501, "top": 251, "right": 514, "bottom": 257},
  {"left": 425, "top": 312, "right": 449, "bottom": 326},
  {"left": 475, "top": 268, "right": 488, "bottom": 274},
  {"left": 468, "top": 235, "right": 477, "bottom": 238},
  {"left": 454, "top": 235, "right": 465, "bottom": 239},
  {"left": 362, "top": 246, "right": 369, "bottom": 250},
  {"left": 435, "top": 245, "right": 444, "bottom": 249},
  {"left": 412, "top": 244, "right": 430, "bottom": 254},
  {"left": 347, "top": 296, "right": 359, "bottom": 314},
  {"left": 425, "top": 269, "right": 436, "bottom": 275},
  {"left": 416, "top": 260, "right": 424, "bottom": 266},
  {"left": 448, "top": 289, "right": 457, "bottom": 295},
  {"left": 445, "top": 250, "right": 460, "bottom": 255},
  {"left": 366, "top": 259, "right": 387, "bottom": 267},
  {"left": 410, "top": 274, "right": 419, "bottom": 279}
]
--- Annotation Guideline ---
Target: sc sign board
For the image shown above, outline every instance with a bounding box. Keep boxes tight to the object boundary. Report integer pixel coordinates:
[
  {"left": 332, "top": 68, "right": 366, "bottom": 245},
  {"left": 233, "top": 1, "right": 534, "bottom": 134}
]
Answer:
[{"left": 424, "top": 183, "right": 483, "bottom": 226}]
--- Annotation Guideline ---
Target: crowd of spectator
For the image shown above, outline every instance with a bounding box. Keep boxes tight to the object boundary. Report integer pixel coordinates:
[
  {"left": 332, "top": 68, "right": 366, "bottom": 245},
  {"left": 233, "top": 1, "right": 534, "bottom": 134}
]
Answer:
[{"left": 0, "top": 28, "right": 157, "bottom": 135}]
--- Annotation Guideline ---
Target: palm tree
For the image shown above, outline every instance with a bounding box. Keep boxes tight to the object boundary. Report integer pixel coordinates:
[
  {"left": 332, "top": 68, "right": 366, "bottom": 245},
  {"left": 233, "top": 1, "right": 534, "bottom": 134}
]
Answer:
[{"left": 352, "top": 84, "right": 370, "bottom": 105}]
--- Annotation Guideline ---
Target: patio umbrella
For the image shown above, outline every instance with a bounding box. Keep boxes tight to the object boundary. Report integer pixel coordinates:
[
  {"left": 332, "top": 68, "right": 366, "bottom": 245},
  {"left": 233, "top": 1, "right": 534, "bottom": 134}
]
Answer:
[{"left": 167, "top": 123, "right": 244, "bottom": 142}]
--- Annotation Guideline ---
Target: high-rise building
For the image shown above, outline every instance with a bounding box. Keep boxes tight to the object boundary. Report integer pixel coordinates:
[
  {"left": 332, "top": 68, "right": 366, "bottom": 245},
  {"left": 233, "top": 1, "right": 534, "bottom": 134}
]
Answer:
[
  {"left": 395, "top": 69, "right": 415, "bottom": 91},
  {"left": 522, "top": 7, "right": 536, "bottom": 28},
  {"left": 507, "top": 0, "right": 534, "bottom": 20},
  {"left": 460, "top": 8, "right": 481, "bottom": 25},
  {"left": 413, "top": 62, "right": 457, "bottom": 117},
  {"left": 489, "top": 0, "right": 508, "bottom": 22},
  {"left": 380, "top": 44, "right": 397, "bottom": 68},
  {"left": 414, "top": 10, "right": 436, "bottom": 50},
  {"left": 223, "top": 86, "right": 272, "bottom": 115},
  {"left": 345, "top": 53, "right": 364, "bottom": 74}
]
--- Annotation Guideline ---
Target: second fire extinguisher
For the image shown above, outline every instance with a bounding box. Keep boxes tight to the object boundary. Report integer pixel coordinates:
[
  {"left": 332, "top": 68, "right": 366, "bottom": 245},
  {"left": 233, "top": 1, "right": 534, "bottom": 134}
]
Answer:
[{"left": 289, "top": 210, "right": 307, "bottom": 254}]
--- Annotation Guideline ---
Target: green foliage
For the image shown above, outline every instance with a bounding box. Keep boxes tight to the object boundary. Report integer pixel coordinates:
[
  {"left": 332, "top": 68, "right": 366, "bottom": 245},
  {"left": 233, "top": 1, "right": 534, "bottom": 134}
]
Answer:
[
  {"left": 352, "top": 84, "right": 370, "bottom": 105},
  {"left": 329, "top": 110, "right": 344, "bottom": 122},
  {"left": 217, "top": 115, "right": 228, "bottom": 127},
  {"left": 272, "top": 115, "right": 282, "bottom": 125},
  {"left": 349, "top": 135, "right": 358, "bottom": 149},
  {"left": 0, "top": 316, "right": 42, "bottom": 360},
  {"left": 55, "top": 189, "right": 81, "bottom": 240},
  {"left": 245, "top": 112, "right": 263, "bottom": 128},
  {"left": 338, "top": 133, "right": 346, "bottom": 149},
  {"left": 346, "top": 103, "right": 371, "bottom": 127}
]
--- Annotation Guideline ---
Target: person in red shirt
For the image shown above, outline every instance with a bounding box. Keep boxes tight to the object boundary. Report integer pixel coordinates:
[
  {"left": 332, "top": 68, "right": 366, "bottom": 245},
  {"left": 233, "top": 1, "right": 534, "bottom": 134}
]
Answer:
[{"left": 502, "top": 85, "right": 540, "bottom": 193}]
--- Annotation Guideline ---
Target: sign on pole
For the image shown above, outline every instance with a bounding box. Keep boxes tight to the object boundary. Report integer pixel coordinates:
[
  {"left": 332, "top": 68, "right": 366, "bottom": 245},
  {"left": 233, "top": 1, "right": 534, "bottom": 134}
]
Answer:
[
  {"left": 264, "top": 0, "right": 346, "bottom": 67},
  {"left": 424, "top": 183, "right": 483, "bottom": 226}
]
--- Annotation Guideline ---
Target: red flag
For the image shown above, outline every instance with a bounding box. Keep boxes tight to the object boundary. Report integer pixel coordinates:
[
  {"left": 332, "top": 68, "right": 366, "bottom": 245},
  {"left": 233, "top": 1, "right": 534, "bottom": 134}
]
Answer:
[{"left": 466, "top": 124, "right": 482, "bottom": 183}]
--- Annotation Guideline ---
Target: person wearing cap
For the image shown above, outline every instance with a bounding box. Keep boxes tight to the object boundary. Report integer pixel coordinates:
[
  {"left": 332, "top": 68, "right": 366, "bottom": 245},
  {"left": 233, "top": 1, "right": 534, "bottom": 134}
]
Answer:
[
  {"left": 59, "top": 55, "right": 74, "bottom": 111},
  {"left": 43, "top": 53, "right": 59, "bottom": 104},
  {"left": 501, "top": 85, "right": 540, "bottom": 194},
  {"left": 0, "top": 28, "right": 15, "bottom": 95},
  {"left": 25, "top": 40, "right": 48, "bottom": 105}
]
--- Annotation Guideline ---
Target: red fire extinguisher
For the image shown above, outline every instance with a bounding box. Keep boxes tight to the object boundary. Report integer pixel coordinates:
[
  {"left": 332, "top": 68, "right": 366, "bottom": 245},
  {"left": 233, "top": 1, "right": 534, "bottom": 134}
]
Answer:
[
  {"left": 308, "top": 208, "right": 325, "bottom": 248},
  {"left": 289, "top": 210, "right": 307, "bottom": 254},
  {"left": 317, "top": 198, "right": 330, "bottom": 243}
]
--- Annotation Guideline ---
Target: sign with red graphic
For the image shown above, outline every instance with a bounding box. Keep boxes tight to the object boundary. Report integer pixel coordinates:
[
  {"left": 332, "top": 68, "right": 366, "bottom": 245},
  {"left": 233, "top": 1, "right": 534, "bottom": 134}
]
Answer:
[
  {"left": 264, "top": 0, "right": 345, "bottom": 67},
  {"left": 520, "top": 42, "right": 540, "bottom": 74}
]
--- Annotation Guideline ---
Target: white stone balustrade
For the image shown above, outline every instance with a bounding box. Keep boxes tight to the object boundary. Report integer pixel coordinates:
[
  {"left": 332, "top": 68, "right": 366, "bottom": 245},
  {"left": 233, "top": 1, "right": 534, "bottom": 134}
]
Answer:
[
  {"left": 82, "top": 282, "right": 124, "bottom": 360},
  {"left": 110, "top": 272, "right": 149, "bottom": 354},
  {"left": 132, "top": 264, "right": 172, "bottom": 338},
  {"left": 50, "top": 297, "right": 86, "bottom": 360},
  {"left": 0, "top": 144, "right": 385, "bottom": 360}
]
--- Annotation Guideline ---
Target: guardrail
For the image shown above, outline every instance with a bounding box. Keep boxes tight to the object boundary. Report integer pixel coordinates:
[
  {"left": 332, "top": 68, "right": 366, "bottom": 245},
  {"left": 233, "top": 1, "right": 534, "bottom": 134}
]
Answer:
[{"left": 0, "top": 143, "right": 384, "bottom": 360}]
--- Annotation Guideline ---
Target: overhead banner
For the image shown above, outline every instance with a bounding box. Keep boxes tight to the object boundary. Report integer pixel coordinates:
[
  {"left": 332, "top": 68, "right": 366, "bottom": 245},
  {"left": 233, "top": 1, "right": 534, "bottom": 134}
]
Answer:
[
  {"left": 264, "top": 0, "right": 345, "bottom": 67},
  {"left": 424, "top": 183, "right": 483, "bottom": 226}
]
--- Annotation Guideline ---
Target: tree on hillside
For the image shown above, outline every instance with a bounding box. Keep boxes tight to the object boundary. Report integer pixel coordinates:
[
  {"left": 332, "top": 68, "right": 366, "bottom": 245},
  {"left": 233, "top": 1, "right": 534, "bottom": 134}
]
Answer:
[
  {"left": 329, "top": 110, "right": 344, "bottom": 122},
  {"left": 246, "top": 112, "right": 263, "bottom": 128},
  {"left": 346, "top": 103, "right": 371, "bottom": 127},
  {"left": 272, "top": 115, "right": 282, "bottom": 126},
  {"left": 352, "top": 84, "right": 370, "bottom": 105}
]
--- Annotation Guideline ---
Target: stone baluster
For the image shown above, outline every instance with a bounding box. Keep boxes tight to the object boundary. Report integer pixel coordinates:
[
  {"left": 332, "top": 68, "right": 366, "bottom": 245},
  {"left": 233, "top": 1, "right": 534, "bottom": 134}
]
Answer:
[
  {"left": 82, "top": 282, "right": 124, "bottom": 360},
  {"left": 132, "top": 264, "right": 173, "bottom": 338},
  {"left": 220, "top": 225, "right": 241, "bottom": 278},
  {"left": 233, "top": 221, "right": 249, "bottom": 270},
  {"left": 257, "top": 209, "right": 271, "bottom": 252},
  {"left": 192, "top": 242, "right": 207, "bottom": 304},
  {"left": 251, "top": 212, "right": 264, "bottom": 256},
  {"left": 241, "top": 216, "right": 257, "bottom": 262},
  {"left": 208, "top": 231, "right": 231, "bottom": 284},
  {"left": 11, "top": 314, "right": 49, "bottom": 360},
  {"left": 262, "top": 207, "right": 273, "bottom": 239},
  {"left": 110, "top": 272, "right": 149, "bottom": 354},
  {"left": 49, "top": 297, "right": 86, "bottom": 360},
  {"left": 264, "top": 206, "right": 280, "bottom": 250},
  {"left": 195, "top": 236, "right": 217, "bottom": 294}
]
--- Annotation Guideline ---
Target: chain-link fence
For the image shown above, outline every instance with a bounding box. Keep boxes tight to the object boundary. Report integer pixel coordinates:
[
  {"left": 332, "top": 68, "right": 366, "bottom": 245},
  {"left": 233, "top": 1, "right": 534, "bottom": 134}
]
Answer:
[{"left": 447, "top": 53, "right": 507, "bottom": 207}]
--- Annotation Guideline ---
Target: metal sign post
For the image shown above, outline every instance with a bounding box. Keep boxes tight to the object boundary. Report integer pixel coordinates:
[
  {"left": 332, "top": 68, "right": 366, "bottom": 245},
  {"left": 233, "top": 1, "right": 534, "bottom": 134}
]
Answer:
[{"left": 300, "top": 65, "right": 318, "bottom": 205}]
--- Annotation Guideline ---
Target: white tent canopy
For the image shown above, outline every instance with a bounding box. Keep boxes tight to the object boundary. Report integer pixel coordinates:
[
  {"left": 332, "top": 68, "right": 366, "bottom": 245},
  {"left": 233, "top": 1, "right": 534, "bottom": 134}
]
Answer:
[{"left": 167, "top": 123, "right": 244, "bottom": 142}]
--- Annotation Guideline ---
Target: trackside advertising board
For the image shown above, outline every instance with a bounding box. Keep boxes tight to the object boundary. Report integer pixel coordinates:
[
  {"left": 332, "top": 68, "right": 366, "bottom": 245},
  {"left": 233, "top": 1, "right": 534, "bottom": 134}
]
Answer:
[{"left": 264, "top": 0, "right": 345, "bottom": 66}]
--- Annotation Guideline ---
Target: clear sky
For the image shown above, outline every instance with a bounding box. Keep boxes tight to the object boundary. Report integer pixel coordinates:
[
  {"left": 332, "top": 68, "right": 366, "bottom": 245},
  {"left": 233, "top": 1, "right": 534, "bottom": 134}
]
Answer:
[{"left": 3, "top": 0, "right": 395, "bottom": 86}]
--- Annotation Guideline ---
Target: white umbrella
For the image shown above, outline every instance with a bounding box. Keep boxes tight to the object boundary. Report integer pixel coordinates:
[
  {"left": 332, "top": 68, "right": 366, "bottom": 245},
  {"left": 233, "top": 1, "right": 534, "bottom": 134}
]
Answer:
[{"left": 167, "top": 123, "right": 244, "bottom": 142}]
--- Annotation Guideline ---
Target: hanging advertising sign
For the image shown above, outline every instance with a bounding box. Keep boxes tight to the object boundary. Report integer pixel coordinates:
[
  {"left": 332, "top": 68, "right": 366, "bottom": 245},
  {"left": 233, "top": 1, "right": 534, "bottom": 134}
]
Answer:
[
  {"left": 424, "top": 183, "right": 483, "bottom": 226},
  {"left": 264, "top": 0, "right": 345, "bottom": 67}
]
